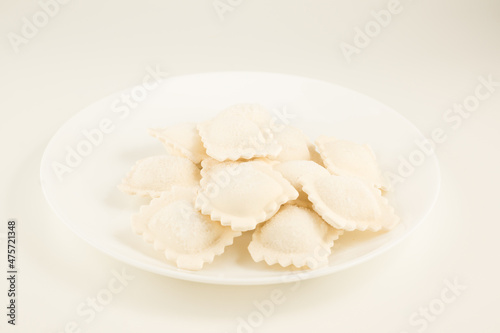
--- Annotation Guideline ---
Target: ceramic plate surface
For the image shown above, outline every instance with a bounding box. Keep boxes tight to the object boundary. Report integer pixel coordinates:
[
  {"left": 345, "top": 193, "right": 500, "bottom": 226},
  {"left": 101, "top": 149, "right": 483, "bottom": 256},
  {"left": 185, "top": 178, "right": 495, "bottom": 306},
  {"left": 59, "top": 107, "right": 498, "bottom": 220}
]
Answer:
[{"left": 40, "top": 72, "right": 440, "bottom": 285}]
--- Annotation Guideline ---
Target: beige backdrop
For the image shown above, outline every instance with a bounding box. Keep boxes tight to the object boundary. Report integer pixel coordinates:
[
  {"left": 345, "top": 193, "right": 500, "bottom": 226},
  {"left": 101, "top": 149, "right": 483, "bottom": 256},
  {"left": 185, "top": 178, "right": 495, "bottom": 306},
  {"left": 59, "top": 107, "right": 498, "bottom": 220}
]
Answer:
[{"left": 1, "top": 0, "right": 499, "bottom": 332}]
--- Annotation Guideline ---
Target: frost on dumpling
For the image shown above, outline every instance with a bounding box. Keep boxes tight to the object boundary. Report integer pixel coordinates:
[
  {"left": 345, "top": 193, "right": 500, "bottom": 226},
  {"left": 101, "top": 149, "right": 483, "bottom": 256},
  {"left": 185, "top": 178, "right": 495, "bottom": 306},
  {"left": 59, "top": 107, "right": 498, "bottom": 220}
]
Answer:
[
  {"left": 300, "top": 174, "right": 399, "bottom": 232},
  {"left": 274, "top": 160, "right": 330, "bottom": 207},
  {"left": 315, "top": 136, "right": 387, "bottom": 190},
  {"left": 195, "top": 159, "right": 298, "bottom": 231},
  {"left": 119, "top": 102, "right": 403, "bottom": 273},
  {"left": 132, "top": 186, "right": 241, "bottom": 270},
  {"left": 197, "top": 104, "right": 282, "bottom": 161},
  {"left": 248, "top": 205, "right": 343, "bottom": 269},
  {"left": 118, "top": 155, "right": 201, "bottom": 198},
  {"left": 273, "top": 125, "right": 311, "bottom": 162},
  {"left": 148, "top": 122, "right": 208, "bottom": 164}
]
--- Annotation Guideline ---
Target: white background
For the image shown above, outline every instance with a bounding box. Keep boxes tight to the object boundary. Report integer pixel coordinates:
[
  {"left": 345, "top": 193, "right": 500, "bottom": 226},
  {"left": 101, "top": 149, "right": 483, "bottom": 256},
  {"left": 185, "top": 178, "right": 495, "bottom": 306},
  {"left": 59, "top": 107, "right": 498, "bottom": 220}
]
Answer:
[{"left": 1, "top": 0, "right": 499, "bottom": 332}]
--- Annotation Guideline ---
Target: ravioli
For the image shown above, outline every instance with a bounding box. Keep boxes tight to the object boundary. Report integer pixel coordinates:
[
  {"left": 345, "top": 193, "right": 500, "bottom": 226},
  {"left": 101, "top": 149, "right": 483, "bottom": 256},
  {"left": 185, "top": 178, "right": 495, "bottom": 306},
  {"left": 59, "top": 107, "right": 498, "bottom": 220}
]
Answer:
[
  {"left": 273, "top": 125, "right": 311, "bottom": 162},
  {"left": 248, "top": 205, "right": 343, "bottom": 269},
  {"left": 119, "top": 103, "right": 402, "bottom": 272},
  {"left": 300, "top": 174, "right": 399, "bottom": 231},
  {"left": 118, "top": 155, "right": 201, "bottom": 197},
  {"left": 148, "top": 122, "right": 208, "bottom": 164},
  {"left": 274, "top": 160, "right": 330, "bottom": 207},
  {"left": 195, "top": 159, "right": 298, "bottom": 231},
  {"left": 132, "top": 186, "right": 241, "bottom": 270},
  {"left": 308, "top": 142, "right": 325, "bottom": 167},
  {"left": 315, "top": 136, "right": 387, "bottom": 189},
  {"left": 197, "top": 104, "right": 282, "bottom": 161}
]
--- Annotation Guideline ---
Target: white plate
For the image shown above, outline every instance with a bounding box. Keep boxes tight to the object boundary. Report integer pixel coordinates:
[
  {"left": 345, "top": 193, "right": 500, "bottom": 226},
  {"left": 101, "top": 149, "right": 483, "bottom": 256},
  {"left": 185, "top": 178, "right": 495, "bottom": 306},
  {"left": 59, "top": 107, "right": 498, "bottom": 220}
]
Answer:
[{"left": 40, "top": 72, "right": 440, "bottom": 285}]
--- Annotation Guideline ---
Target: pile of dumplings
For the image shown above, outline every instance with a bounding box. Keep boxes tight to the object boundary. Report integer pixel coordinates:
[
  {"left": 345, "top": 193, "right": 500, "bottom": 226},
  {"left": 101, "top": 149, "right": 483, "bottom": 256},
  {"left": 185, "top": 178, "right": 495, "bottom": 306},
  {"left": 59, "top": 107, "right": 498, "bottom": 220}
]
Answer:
[{"left": 119, "top": 104, "right": 399, "bottom": 271}]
